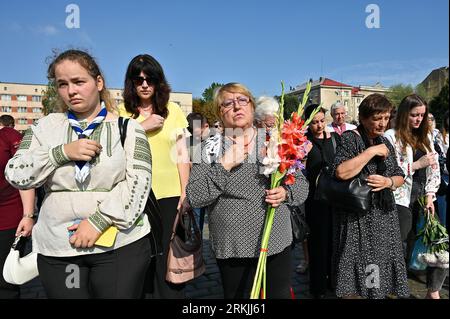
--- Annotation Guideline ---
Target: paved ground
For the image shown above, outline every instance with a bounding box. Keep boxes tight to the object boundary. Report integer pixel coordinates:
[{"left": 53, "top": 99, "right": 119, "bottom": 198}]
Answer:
[{"left": 20, "top": 222, "right": 448, "bottom": 299}]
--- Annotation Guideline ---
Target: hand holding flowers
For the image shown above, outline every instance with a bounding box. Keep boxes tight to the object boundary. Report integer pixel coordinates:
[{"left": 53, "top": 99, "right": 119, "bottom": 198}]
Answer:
[
  {"left": 416, "top": 196, "right": 449, "bottom": 269},
  {"left": 250, "top": 81, "right": 321, "bottom": 299}
]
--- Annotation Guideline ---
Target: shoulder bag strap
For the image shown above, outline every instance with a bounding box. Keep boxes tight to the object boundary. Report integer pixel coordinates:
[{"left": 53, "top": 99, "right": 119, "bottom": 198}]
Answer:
[
  {"left": 331, "top": 133, "right": 337, "bottom": 154},
  {"left": 118, "top": 117, "right": 130, "bottom": 148}
]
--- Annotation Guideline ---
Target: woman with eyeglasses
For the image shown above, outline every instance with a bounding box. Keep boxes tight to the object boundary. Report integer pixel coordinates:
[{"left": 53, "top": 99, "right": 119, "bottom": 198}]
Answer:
[
  {"left": 186, "top": 83, "right": 309, "bottom": 298},
  {"left": 118, "top": 54, "right": 190, "bottom": 299}
]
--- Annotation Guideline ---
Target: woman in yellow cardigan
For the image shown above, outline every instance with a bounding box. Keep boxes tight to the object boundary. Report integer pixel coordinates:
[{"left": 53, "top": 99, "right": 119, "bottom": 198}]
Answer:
[{"left": 119, "top": 54, "right": 190, "bottom": 299}]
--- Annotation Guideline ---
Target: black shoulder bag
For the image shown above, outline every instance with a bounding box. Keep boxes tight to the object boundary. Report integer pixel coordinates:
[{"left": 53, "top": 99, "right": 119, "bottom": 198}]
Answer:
[
  {"left": 290, "top": 204, "right": 310, "bottom": 244},
  {"left": 118, "top": 117, "right": 163, "bottom": 257},
  {"left": 314, "top": 131, "right": 372, "bottom": 215}
]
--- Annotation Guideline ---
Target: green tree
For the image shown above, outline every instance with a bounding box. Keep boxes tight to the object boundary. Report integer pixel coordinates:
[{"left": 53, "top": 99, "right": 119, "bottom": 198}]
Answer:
[
  {"left": 386, "top": 84, "right": 414, "bottom": 108},
  {"left": 415, "top": 83, "right": 430, "bottom": 102},
  {"left": 42, "top": 80, "right": 58, "bottom": 115},
  {"left": 192, "top": 97, "right": 218, "bottom": 125},
  {"left": 429, "top": 79, "right": 449, "bottom": 130},
  {"left": 201, "top": 82, "right": 224, "bottom": 102},
  {"left": 282, "top": 94, "right": 300, "bottom": 119},
  {"left": 192, "top": 98, "right": 203, "bottom": 114}
]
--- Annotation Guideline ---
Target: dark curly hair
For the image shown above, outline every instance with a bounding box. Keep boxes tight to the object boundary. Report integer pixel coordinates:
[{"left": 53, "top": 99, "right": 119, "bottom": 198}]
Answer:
[
  {"left": 358, "top": 93, "right": 393, "bottom": 121},
  {"left": 123, "top": 54, "right": 171, "bottom": 119}
]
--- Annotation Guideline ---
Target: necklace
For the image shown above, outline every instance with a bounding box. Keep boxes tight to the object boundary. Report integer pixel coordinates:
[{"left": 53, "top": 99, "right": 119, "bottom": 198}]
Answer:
[
  {"left": 226, "top": 127, "right": 256, "bottom": 147},
  {"left": 138, "top": 105, "right": 153, "bottom": 117}
]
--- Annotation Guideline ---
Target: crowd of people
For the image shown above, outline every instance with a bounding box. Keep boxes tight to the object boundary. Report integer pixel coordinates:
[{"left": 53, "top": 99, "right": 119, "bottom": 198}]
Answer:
[{"left": 0, "top": 49, "right": 448, "bottom": 299}]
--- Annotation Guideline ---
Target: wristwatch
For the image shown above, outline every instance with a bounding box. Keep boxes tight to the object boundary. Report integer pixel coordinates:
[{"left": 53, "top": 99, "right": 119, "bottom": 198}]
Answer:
[{"left": 23, "top": 213, "right": 35, "bottom": 219}]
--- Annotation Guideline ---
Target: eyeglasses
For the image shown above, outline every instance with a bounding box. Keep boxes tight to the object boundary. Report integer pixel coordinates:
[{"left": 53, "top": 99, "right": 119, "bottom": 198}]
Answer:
[
  {"left": 132, "top": 76, "right": 154, "bottom": 86},
  {"left": 221, "top": 96, "right": 250, "bottom": 109}
]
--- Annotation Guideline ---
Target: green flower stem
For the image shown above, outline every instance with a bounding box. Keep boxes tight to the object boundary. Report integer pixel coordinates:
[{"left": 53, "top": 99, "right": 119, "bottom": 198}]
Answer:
[{"left": 250, "top": 171, "right": 284, "bottom": 299}]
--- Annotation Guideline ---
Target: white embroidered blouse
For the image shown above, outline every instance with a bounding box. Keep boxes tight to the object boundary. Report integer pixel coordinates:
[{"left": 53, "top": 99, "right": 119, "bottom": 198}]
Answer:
[
  {"left": 5, "top": 114, "right": 152, "bottom": 257},
  {"left": 384, "top": 129, "right": 440, "bottom": 208}
]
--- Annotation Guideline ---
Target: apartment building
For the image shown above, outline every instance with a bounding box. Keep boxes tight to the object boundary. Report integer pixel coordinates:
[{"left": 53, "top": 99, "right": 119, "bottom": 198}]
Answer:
[
  {"left": 288, "top": 77, "right": 390, "bottom": 122},
  {"left": 0, "top": 82, "right": 192, "bottom": 132}
]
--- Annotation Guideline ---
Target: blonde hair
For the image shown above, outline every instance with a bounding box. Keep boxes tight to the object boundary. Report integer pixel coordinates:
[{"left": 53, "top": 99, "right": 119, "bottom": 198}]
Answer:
[
  {"left": 47, "top": 49, "right": 115, "bottom": 113},
  {"left": 213, "top": 82, "right": 256, "bottom": 120}
]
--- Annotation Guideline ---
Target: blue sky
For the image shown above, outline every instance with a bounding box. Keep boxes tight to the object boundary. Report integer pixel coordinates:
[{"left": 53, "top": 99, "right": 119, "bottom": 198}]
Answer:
[{"left": 0, "top": 0, "right": 448, "bottom": 98}]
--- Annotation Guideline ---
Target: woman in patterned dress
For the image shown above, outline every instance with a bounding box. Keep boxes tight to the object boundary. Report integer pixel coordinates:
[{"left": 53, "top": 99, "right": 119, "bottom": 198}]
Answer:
[
  {"left": 331, "top": 93, "right": 409, "bottom": 299},
  {"left": 186, "top": 83, "right": 309, "bottom": 298}
]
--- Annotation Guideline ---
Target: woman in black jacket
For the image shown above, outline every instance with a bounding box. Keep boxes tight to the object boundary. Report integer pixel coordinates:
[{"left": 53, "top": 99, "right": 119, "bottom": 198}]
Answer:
[{"left": 303, "top": 104, "right": 340, "bottom": 299}]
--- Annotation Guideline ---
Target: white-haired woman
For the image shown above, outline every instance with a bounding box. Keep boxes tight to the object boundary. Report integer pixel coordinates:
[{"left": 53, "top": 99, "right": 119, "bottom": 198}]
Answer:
[{"left": 254, "top": 96, "right": 279, "bottom": 129}]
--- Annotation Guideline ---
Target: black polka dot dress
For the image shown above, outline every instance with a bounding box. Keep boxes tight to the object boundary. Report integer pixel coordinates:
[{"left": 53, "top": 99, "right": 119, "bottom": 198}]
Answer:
[{"left": 331, "top": 131, "right": 410, "bottom": 299}]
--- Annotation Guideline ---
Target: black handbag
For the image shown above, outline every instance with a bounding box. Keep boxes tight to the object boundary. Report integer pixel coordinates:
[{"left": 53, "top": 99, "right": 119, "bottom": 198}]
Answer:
[
  {"left": 289, "top": 205, "right": 310, "bottom": 243},
  {"left": 314, "top": 169, "right": 371, "bottom": 215},
  {"left": 313, "top": 131, "right": 372, "bottom": 215},
  {"left": 119, "top": 117, "right": 163, "bottom": 257}
]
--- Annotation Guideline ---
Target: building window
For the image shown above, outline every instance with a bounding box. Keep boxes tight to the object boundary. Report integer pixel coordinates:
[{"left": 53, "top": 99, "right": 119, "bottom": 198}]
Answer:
[
  {"left": 3, "top": 87, "right": 7, "bottom": 91},
  {"left": 1, "top": 106, "right": 12, "bottom": 112},
  {"left": 1, "top": 94, "right": 11, "bottom": 101},
  {"left": 344, "top": 100, "right": 349, "bottom": 107},
  {"left": 32, "top": 95, "right": 42, "bottom": 102},
  {"left": 35, "top": 89, "right": 38, "bottom": 93},
  {"left": 33, "top": 107, "right": 41, "bottom": 113},
  {"left": 18, "top": 107, "right": 27, "bottom": 113},
  {"left": 357, "top": 98, "right": 361, "bottom": 104},
  {"left": 343, "top": 91, "right": 349, "bottom": 97},
  {"left": 336, "top": 100, "right": 341, "bottom": 103},
  {"left": 18, "top": 118, "right": 27, "bottom": 125},
  {"left": 17, "top": 95, "right": 27, "bottom": 101}
]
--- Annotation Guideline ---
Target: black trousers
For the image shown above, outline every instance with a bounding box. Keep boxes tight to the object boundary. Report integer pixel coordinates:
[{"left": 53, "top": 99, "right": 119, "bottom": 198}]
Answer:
[
  {"left": 305, "top": 198, "right": 333, "bottom": 296},
  {"left": 396, "top": 204, "right": 413, "bottom": 259},
  {"left": 37, "top": 237, "right": 151, "bottom": 298},
  {"left": 144, "top": 196, "right": 185, "bottom": 299},
  {"left": 216, "top": 246, "right": 292, "bottom": 299},
  {"left": 0, "top": 228, "right": 20, "bottom": 299}
]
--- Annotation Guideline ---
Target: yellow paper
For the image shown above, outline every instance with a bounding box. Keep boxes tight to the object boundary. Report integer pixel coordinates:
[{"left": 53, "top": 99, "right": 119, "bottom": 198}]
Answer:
[{"left": 95, "top": 226, "right": 118, "bottom": 247}]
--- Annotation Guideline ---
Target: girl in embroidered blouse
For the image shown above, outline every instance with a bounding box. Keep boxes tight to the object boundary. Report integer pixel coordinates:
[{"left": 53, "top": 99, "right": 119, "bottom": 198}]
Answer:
[
  {"left": 384, "top": 94, "right": 445, "bottom": 299},
  {"left": 5, "top": 50, "right": 152, "bottom": 298},
  {"left": 118, "top": 54, "right": 190, "bottom": 299}
]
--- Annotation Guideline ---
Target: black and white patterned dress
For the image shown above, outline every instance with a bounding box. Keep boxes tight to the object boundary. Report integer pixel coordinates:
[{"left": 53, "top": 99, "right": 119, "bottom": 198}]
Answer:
[
  {"left": 331, "top": 131, "right": 410, "bottom": 299},
  {"left": 186, "top": 133, "right": 309, "bottom": 259}
]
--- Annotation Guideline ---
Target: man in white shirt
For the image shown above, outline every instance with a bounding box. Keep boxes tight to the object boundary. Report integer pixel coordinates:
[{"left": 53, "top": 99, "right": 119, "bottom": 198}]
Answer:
[{"left": 326, "top": 102, "right": 356, "bottom": 135}]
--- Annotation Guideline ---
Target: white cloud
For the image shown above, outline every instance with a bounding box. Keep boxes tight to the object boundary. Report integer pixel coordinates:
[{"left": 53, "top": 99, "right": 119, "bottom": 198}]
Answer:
[
  {"left": 328, "top": 58, "right": 449, "bottom": 87},
  {"left": 35, "top": 25, "right": 59, "bottom": 36}
]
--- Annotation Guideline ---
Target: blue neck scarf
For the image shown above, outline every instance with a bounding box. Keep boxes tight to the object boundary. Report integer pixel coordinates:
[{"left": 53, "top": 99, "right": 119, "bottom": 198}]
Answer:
[{"left": 67, "top": 101, "right": 107, "bottom": 183}]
